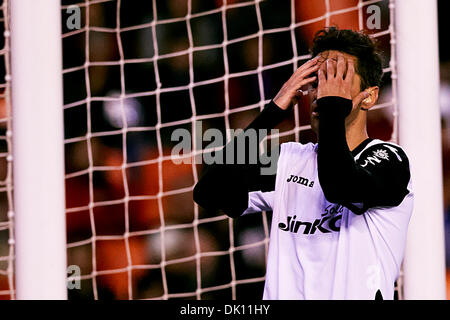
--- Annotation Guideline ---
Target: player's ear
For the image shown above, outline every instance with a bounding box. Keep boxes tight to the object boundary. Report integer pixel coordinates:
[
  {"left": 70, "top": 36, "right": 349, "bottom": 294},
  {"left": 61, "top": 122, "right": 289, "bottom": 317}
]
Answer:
[{"left": 360, "top": 86, "right": 379, "bottom": 111}]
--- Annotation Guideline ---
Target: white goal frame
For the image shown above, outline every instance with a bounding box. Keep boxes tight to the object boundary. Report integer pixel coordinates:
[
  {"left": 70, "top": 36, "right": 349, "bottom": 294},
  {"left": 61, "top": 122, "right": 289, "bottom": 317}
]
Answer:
[
  {"left": 395, "top": 0, "right": 446, "bottom": 299},
  {"left": 7, "top": 0, "right": 447, "bottom": 299},
  {"left": 10, "top": 0, "right": 67, "bottom": 299}
]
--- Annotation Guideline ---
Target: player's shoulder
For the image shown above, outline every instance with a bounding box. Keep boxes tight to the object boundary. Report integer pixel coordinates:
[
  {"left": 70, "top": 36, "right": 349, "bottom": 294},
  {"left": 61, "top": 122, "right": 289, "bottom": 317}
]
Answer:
[{"left": 355, "top": 139, "right": 410, "bottom": 169}]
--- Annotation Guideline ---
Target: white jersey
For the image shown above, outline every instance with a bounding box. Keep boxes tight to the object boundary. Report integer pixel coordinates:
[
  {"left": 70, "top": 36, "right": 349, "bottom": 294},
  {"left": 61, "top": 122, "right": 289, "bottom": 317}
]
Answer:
[{"left": 243, "top": 139, "right": 413, "bottom": 300}]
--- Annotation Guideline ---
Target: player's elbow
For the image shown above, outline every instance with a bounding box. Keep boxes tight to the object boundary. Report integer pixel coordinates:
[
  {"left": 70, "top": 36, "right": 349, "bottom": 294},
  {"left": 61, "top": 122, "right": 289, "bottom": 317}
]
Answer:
[
  {"left": 193, "top": 180, "right": 210, "bottom": 209},
  {"left": 194, "top": 180, "right": 246, "bottom": 218}
]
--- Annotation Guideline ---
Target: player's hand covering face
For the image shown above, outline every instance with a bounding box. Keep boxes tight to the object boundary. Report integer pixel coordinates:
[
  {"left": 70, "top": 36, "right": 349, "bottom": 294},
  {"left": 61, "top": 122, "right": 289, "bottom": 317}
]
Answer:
[
  {"left": 273, "top": 56, "right": 320, "bottom": 110},
  {"left": 317, "top": 53, "right": 369, "bottom": 108}
]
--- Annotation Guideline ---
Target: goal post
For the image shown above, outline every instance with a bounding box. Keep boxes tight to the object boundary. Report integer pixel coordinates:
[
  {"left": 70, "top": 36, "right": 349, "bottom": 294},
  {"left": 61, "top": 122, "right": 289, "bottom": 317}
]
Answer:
[
  {"left": 395, "top": 0, "right": 447, "bottom": 299},
  {"left": 10, "top": 0, "right": 67, "bottom": 299}
]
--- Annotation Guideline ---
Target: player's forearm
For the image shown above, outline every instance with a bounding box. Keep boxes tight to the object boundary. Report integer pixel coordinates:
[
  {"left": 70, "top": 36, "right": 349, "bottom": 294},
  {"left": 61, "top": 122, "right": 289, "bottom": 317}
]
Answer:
[
  {"left": 193, "top": 101, "right": 288, "bottom": 216},
  {"left": 242, "top": 100, "right": 291, "bottom": 131},
  {"left": 317, "top": 98, "right": 410, "bottom": 207},
  {"left": 317, "top": 96, "right": 361, "bottom": 203}
]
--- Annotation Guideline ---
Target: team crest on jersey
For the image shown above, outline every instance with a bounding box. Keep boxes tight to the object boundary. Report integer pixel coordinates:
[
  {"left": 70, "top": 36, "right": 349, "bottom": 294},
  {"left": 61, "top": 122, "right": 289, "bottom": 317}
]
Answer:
[
  {"left": 360, "top": 145, "right": 402, "bottom": 167},
  {"left": 373, "top": 149, "right": 389, "bottom": 160}
]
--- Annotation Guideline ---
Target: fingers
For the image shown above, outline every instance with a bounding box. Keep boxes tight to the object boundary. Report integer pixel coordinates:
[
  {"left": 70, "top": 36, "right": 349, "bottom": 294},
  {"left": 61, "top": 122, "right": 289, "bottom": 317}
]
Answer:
[
  {"left": 295, "top": 56, "right": 319, "bottom": 73},
  {"left": 345, "top": 59, "right": 355, "bottom": 84},
  {"left": 290, "top": 63, "right": 319, "bottom": 92},
  {"left": 303, "top": 55, "right": 320, "bottom": 67},
  {"left": 299, "top": 75, "right": 317, "bottom": 87},
  {"left": 318, "top": 61, "right": 326, "bottom": 83},
  {"left": 326, "top": 58, "right": 335, "bottom": 79},
  {"left": 273, "top": 57, "right": 320, "bottom": 109},
  {"left": 297, "top": 65, "right": 319, "bottom": 82},
  {"left": 336, "top": 54, "right": 346, "bottom": 79},
  {"left": 316, "top": 52, "right": 329, "bottom": 64},
  {"left": 294, "top": 76, "right": 317, "bottom": 98},
  {"left": 294, "top": 58, "right": 320, "bottom": 78}
]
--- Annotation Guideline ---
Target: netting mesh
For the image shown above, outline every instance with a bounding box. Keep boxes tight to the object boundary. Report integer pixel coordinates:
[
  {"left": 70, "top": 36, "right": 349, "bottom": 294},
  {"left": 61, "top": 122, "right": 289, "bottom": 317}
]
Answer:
[
  {"left": 0, "top": 0, "right": 14, "bottom": 301},
  {"left": 60, "top": 0, "right": 399, "bottom": 300}
]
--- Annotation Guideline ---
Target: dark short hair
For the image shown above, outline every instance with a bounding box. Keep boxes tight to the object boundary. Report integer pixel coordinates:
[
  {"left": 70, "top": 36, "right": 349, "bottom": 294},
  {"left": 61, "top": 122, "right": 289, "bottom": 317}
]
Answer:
[{"left": 311, "top": 27, "right": 383, "bottom": 90}]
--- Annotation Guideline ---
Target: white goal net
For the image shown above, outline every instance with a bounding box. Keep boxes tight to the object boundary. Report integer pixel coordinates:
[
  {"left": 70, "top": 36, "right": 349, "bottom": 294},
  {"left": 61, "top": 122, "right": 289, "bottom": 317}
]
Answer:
[{"left": 59, "top": 0, "right": 402, "bottom": 300}]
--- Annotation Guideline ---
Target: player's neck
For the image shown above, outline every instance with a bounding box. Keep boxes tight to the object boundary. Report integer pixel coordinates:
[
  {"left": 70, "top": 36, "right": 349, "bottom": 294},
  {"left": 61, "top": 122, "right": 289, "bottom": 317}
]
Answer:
[
  {"left": 347, "top": 130, "right": 369, "bottom": 151},
  {"left": 345, "top": 114, "right": 369, "bottom": 151},
  {"left": 345, "top": 120, "right": 369, "bottom": 152}
]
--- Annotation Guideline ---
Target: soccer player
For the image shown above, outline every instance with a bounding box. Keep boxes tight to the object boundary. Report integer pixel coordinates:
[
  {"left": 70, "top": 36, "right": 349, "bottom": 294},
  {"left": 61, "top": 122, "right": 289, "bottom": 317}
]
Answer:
[{"left": 193, "top": 27, "right": 413, "bottom": 300}]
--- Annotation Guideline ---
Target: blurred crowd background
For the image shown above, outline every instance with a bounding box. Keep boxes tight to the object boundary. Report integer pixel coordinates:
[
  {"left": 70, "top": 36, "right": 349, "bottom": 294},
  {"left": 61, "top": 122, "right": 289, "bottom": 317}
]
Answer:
[{"left": 0, "top": 0, "right": 449, "bottom": 299}]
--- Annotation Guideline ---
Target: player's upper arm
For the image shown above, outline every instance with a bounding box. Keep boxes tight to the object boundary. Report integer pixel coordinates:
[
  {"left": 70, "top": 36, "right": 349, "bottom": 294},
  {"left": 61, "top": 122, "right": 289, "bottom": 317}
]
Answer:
[{"left": 353, "top": 143, "right": 411, "bottom": 208}]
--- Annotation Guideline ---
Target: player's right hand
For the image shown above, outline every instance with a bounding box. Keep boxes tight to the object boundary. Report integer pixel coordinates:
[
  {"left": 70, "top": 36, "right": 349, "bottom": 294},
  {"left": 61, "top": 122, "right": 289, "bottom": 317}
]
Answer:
[{"left": 273, "top": 56, "right": 320, "bottom": 110}]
